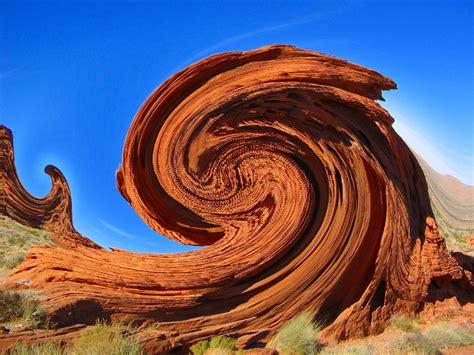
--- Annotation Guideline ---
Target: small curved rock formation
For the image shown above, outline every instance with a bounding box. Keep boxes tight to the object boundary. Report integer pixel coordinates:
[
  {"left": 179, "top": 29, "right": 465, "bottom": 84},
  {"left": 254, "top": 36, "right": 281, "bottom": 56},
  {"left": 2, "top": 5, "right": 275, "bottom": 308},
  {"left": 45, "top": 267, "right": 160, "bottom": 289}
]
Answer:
[
  {"left": 0, "top": 126, "right": 100, "bottom": 250},
  {"left": 1, "top": 45, "right": 472, "bottom": 352}
]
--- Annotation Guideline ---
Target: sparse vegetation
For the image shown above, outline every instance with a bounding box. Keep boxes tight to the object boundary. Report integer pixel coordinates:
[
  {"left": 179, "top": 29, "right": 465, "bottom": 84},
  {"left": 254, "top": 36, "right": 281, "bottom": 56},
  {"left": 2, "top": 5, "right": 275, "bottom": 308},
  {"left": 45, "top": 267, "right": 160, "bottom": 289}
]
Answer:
[
  {"left": 0, "top": 289, "right": 46, "bottom": 328},
  {"left": 8, "top": 322, "right": 143, "bottom": 354},
  {"left": 267, "top": 311, "right": 321, "bottom": 355},
  {"left": 5, "top": 314, "right": 474, "bottom": 355},
  {"left": 0, "top": 215, "right": 55, "bottom": 273},
  {"left": 10, "top": 341, "right": 63, "bottom": 355},
  {"left": 317, "top": 322, "right": 474, "bottom": 354},
  {"left": 418, "top": 158, "right": 474, "bottom": 256},
  {"left": 423, "top": 322, "right": 474, "bottom": 349},
  {"left": 319, "top": 344, "right": 374, "bottom": 355},
  {"left": 389, "top": 331, "right": 439, "bottom": 354},
  {"left": 0, "top": 252, "right": 26, "bottom": 269},
  {"left": 388, "top": 323, "right": 474, "bottom": 354},
  {"left": 387, "top": 315, "right": 422, "bottom": 332},
  {"left": 190, "top": 335, "right": 241, "bottom": 355},
  {"left": 70, "top": 322, "right": 141, "bottom": 355},
  {"left": 190, "top": 339, "right": 210, "bottom": 355}
]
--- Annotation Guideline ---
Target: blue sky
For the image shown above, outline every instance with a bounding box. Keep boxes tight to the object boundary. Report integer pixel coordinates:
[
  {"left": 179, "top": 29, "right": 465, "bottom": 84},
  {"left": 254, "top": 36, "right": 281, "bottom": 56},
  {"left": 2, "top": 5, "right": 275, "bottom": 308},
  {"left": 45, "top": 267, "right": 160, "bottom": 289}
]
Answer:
[{"left": 1, "top": 0, "right": 472, "bottom": 252}]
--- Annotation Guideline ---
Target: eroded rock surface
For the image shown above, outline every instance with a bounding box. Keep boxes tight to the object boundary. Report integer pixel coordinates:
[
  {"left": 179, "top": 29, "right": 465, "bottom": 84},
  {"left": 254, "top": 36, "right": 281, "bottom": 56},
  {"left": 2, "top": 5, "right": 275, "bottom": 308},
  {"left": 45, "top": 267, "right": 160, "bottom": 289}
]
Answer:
[
  {"left": 1, "top": 45, "right": 472, "bottom": 352},
  {"left": 0, "top": 126, "right": 100, "bottom": 250}
]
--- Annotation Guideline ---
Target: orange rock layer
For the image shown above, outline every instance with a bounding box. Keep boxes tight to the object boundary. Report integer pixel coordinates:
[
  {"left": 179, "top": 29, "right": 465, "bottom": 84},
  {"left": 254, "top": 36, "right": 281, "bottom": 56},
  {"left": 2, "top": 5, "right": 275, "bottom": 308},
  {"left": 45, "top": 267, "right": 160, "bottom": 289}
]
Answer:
[
  {"left": 0, "top": 126, "right": 100, "bottom": 250},
  {"left": 1, "top": 45, "right": 472, "bottom": 352}
]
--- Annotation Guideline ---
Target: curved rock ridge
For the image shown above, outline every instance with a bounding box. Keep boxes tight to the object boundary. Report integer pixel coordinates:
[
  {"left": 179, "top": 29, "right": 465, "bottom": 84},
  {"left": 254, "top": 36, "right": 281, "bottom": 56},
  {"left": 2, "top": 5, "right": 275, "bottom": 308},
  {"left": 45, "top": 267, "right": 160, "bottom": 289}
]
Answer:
[
  {"left": 0, "top": 125, "right": 100, "bottom": 249},
  {"left": 2, "top": 45, "right": 472, "bottom": 351}
]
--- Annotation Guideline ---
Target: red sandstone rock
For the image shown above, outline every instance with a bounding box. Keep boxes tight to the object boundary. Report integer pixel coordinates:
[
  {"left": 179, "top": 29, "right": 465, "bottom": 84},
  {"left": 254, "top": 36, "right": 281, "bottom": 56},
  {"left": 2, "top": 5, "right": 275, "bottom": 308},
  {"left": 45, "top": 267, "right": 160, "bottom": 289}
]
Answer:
[
  {"left": 0, "top": 325, "right": 87, "bottom": 351},
  {"left": 0, "top": 126, "right": 100, "bottom": 250},
  {"left": 0, "top": 45, "right": 471, "bottom": 351}
]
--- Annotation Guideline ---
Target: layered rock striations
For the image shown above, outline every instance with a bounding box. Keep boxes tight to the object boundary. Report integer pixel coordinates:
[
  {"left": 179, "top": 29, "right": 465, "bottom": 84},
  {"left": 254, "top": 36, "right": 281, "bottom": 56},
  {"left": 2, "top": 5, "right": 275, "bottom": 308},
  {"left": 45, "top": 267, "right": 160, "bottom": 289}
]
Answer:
[
  {"left": 1, "top": 45, "right": 472, "bottom": 352},
  {"left": 0, "top": 126, "right": 100, "bottom": 250}
]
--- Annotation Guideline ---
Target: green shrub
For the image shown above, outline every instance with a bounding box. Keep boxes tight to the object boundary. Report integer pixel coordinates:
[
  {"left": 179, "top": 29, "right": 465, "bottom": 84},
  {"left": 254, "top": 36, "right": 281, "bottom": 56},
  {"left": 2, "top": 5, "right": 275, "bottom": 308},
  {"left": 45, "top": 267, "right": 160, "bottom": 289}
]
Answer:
[
  {"left": 209, "top": 335, "right": 237, "bottom": 350},
  {"left": 10, "top": 341, "right": 63, "bottom": 355},
  {"left": 267, "top": 310, "right": 320, "bottom": 355},
  {"left": 70, "top": 322, "right": 141, "bottom": 355},
  {"left": 0, "top": 289, "right": 46, "bottom": 327},
  {"left": 190, "top": 339, "right": 210, "bottom": 355},
  {"left": 190, "top": 336, "right": 240, "bottom": 355},
  {"left": 389, "top": 331, "right": 439, "bottom": 354},
  {"left": 0, "top": 289, "right": 23, "bottom": 322},
  {"left": 423, "top": 323, "right": 474, "bottom": 349},
  {"left": 387, "top": 315, "right": 421, "bottom": 332},
  {"left": 8, "top": 323, "right": 148, "bottom": 355},
  {"left": 388, "top": 323, "right": 474, "bottom": 354}
]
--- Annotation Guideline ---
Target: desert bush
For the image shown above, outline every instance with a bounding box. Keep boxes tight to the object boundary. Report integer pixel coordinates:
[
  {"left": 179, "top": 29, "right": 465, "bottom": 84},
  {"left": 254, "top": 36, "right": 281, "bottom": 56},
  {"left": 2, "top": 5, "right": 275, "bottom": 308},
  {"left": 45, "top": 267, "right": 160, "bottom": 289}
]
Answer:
[
  {"left": 423, "top": 323, "right": 474, "bottom": 349},
  {"left": 0, "top": 289, "right": 23, "bottom": 322},
  {"left": 0, "top": 289, "right": 46, "bottom": 327},
  {"left": 387, "top": 315, "right": 421, "bottom": 332},
  {"left": 3, "top": 252, "right": 26, "bottom": 269},
  {"left": 389, "top": 331, "right": 439, "bottom": 354},
  {"left": 267, "top": 310, "right": 320, "bottom": 355},
  {"left": 388, "top": 323, "right": 474, "bottom": 354},
  {"left": 10, "top": 341, "right": 63, "bottom": 355},
  {"left": 190, "top": 335, "right": 241, "bottom": 355},
  {"left": 70, "top": 322, "right": 141, "bottom": 355},
  {"left": 190, "top": 339, "right": 210, "bottom": 355},
  {"left": 209, "top": 335, "right": 237, "bottom": 350}
]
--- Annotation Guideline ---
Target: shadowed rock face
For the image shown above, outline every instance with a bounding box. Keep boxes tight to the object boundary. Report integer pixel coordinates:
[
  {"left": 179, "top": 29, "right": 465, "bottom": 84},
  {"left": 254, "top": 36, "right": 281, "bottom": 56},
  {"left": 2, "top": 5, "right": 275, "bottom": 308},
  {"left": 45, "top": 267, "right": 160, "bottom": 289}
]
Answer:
[{"left": 1, "top": 45, "right": 471, "bottom": 352}]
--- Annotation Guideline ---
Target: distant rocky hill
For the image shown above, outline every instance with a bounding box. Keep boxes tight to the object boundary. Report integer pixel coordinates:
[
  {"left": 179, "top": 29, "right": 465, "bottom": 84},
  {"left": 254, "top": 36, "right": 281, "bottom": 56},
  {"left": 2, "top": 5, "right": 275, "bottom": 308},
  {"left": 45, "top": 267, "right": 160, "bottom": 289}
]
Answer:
[{"left": 416, "top": 154, "right": 474, "bottom": 255}]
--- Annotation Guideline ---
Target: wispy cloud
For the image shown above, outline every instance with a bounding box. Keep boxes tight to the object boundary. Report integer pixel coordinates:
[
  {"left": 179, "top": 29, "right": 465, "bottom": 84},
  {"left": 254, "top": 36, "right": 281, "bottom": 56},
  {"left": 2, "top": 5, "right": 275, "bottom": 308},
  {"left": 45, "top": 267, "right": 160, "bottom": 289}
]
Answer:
[
  {"left": 175, "top": 7, "right": 346, "bottom": 70},
  {"left": 0, "top": 66, "right": 23, "bottom": 80},
  {"left": 80, "top": 220, "right": 168, "bottom": 252},
  {"left": 98, "top": 218, "right": 138, "bottom": 240}
]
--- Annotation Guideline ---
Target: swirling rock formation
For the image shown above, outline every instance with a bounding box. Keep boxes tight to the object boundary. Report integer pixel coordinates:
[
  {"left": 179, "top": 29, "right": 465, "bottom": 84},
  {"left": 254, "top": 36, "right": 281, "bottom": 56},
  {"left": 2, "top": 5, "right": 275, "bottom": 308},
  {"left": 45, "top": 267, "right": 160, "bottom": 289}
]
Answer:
[
  {"left": 1, "top": 45, "right": 472, "bottom": 352},
  {"left": 0, "top": 126, "right": 100, "bottom": 250}
]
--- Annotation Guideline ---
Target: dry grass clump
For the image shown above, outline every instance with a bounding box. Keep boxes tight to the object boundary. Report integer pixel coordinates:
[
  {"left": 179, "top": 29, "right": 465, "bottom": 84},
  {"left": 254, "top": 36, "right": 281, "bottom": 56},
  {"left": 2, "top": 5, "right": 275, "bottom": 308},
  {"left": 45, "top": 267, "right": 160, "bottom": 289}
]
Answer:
[
  {"left": 388, "top": 322, "right": 474, "bottom": 354},
  {"left": 387, "top": 315, "right": 422, "bottom": 332},
  {"left": 10, "top": 322, "right": 142, "bottom": 354},
  {"left": 70, "top": 322, "right": 141, "bottom": 355},
  {"left": 317, "top": 320, "right": 473, "bottom": 354},
  {"left": 319, "top": 343, "right": 374, "bottom": 354},
  {"left": 267, "top": 310, "right": 321, "bottom": 355},
  {"left": 190, "top": 335, "right": 241, "bottom": 355},
  {"left": 0, "top": 252, "right": 26, "bottom": 269},
  {"left": 10, "top": 341, "right": 63, "bottom": 355},
  {"left": 0, "top": 215, "right": 55, "bottom": 272},
  {"left": 423, "top": 322, "right": 474, "bottom": 349},
  {"left": 389, "top": 331, "right": 439, "bottom": 354}
]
